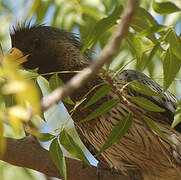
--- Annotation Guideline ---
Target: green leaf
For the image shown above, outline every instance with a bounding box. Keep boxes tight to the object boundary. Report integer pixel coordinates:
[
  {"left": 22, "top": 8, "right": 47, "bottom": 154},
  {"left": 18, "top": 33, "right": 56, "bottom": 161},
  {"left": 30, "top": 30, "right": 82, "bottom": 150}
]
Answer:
[
  {"left": 59, "top": 129, "right": 90, "bottom": 165},
  {"left": 167, "top": 29, "right": 181, "bottom": 60},
  {"left": 49, "top": 74, "right": 74, "bottom": 105},
  {"left": 172, "top": 111, "right": 181, "bottom": 129},
  {"left": 38, "top": 133, "right": 55, "bottom": 142},
  {"left": 49, "top": 73, "right": 64, "bottom": 90},
  {"left": 144, "top": 43, "right": 160, "bottom": 70},
  {"left": 81, "top": 5, "right": 123, "bottom": 53},
  {"left": 81, "top": 6, "right": 101, "bottom": 20},
  {"left": 19, "top": 69, "right": 39, "bottom": 79},
  {"left": 131, "top": 7, "right": 158, "bottom": 43},
  {"left": 137, "top": 43, "right": 160, "bottom": 71},
  {"left": 80, "top": 99, "right": 120, "bottom": 123},
  {"left": 37, "top": 75, "right": 51, "bottom": 95},
  {"left": 26, "top": 0, "right": 40, "bottom": 20},
  {"left": 96, "top": 113, "right": 133, "bottom": 156},
  {"left": 162, "top": 49, "right": 181, "bottom": 91},
  {"left": 62, "top": 96, "right": 75, "bottom": 105},
  {"left": 143, "top": 115, "right": 169, "bottom": 142},
  {"left": 0, "top": 116, "right": 6, "bottom": 157},
  {"left": 129, "top": 96, "right": 165, "bottom": 112},
  {"left": 84, "top": 85, "right": 111, "bottom": 108},
  {"left": 134, "top": 7, "right": 158, "bottom": 26},
  {"left": 49, "top": 138, "right": 67, "bottom": 180},
  {"left": 152, "top": 1, "right": 181, "bottom": 15},
  {"left": 129, "top": 81, "right": 161, "bottom": 97},
  {"left": 0, "top": 43, "right": 4, "bottom": 62},
  {"left": 126, "top": 32, "right": 142, "bottom": 61},
  {"left": 35, "top": 0, "right": 52, "bottom": 23},
  {"left": 136, "top": 25, "right": 167, "bottom": 38},
  {"left": 172, "top": 101, "right": 181, "bottom": 128},
  {"left": 70, "top": 98, "right": 87, "bottom": 113},
  {"left": 3, "top": 94, "right": 16, "bottom": 107}
]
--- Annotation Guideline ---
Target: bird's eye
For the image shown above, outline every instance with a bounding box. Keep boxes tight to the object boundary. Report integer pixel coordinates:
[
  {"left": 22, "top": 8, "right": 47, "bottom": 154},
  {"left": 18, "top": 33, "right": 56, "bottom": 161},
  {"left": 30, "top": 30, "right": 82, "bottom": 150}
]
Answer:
[{"left": 32, "top": 38, "right": 41, "bottom": 48}]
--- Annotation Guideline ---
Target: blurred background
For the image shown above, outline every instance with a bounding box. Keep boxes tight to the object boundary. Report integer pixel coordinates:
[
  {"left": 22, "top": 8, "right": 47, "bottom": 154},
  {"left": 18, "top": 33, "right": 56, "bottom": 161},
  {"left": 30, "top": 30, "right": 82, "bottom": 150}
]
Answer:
[{"left": 0, "top": 0, "right": 181, "bottom": 179}]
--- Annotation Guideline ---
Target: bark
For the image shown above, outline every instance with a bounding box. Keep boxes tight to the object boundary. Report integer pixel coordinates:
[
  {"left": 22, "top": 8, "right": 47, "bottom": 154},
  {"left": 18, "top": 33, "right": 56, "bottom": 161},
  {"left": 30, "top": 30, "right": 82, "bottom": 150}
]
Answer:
[{"left": 1, "top": 136, "right": 130, "bottom": 180}]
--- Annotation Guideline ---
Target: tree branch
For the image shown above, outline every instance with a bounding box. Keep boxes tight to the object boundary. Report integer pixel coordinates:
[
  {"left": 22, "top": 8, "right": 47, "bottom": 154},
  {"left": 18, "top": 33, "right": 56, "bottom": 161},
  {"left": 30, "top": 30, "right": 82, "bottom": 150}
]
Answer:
[
  {"left": 41, "top": 0, "right": 139, "bottom": 111},
  {"left": 1, "top": 0, "right": 140, "bottom": 179},
  {"left": 1, "top": 136, "right": 130, "bottom": 180}
]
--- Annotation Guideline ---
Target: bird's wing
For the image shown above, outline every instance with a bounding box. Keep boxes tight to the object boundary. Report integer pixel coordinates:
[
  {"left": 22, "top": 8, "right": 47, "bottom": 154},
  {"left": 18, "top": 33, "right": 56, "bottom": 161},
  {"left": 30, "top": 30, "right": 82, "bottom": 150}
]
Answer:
[{"left": 112, "top": 69, "right": 180, "bottom": 131}]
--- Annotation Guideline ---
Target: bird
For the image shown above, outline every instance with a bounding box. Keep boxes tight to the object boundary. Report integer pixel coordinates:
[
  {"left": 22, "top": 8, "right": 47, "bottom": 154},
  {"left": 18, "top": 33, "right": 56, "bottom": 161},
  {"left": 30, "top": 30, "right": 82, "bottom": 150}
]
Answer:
[{"left": 9, "top": 23, "right": 181, "bottom": 180}]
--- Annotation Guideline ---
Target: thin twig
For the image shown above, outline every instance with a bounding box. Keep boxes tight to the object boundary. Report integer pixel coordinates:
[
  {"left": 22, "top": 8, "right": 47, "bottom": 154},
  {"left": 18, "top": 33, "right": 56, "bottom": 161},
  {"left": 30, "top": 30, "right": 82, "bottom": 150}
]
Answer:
[{"left": 41, "top": 0, "right": 139, "bottom": 111}]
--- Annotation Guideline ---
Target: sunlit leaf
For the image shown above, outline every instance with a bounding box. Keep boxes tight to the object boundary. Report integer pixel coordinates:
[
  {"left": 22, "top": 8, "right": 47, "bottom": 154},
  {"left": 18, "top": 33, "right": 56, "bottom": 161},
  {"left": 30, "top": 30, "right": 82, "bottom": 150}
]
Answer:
[
  {"left": 49, "top": 74, "right": 74, "bottom": 105},
  {"left": 0, "top": 43, "right": 4, "bottom": 63},
  {"left": 2, "top": 80, "right": 28, "bottom": 94},
  {"left": 37, "top": 75, "right": 51, "bottom": 95},
  {"left": 2, "top": 49, "right": 41, "bottom": 115},
  {"left": 129, "top": 96, "right": 165, "bottom": 112},
  {"left": 143, "top": 42, "right": 160, "bottom": 70},
  {"left": 172, "top": 101, "right": 181, "bottom": 128},
  {"left": 162, "top": 49, "right": 181, "bottom": 92},
  {"left": 35, "top": 0, "right": 52, "bottom": 23},
  {"left": 14, "top": 82, "right": 40, "bottom": 115},
  {"left": 8, "top": 105, "right": 31, "bottom": 122},
  {"left": 143, "top": 115, "right": 170, "bottom": 142},
  {"left": 26, "top": 0, "right": 40, "bottom": 20},
  {"left": 9, "top": 113, "right": 22, "bottom": 134},
  {"left": 81, "top": 6, "right": 101, "bottom": 20},
  {"left": 81, "top": 5, "right": 123, "bottom": 53},
  {"left": 96, "top": 113, "right": 133, "bottom": 156},
  {"left": 84, "top": 85, "right": 111, "bottom": 108},
  {"left": 19, "top": 69, "right": 39, "bottom": 79},
  {"left": 49, "top": 74, "right": 64, "bottom": 90},
  {"left": 49, "top": 138, "right": 67, "bottom": 180},
  {"left": 152, "top": 1, "right": 181, "bottom": 15},
  {"left": 0, "top": 135, "right": 6, "bottom": 158},
  {"left": 1, "top": 92, "right": 14, "bottom": 107},
  {"left": 70, "top": 98, "right": 87, "bottom": 113},
  {"left": 59, "top": 129, "right": 90, "bottom": 165},
  {"left": 38, "top": 133, "right": 55, "bottom": 142},
  {"left": 131, "top": 7, "right": 158, "bottom": 43},
  {"left": 80, "top": 99, "right": 120, "bottom": 123},
  {"left": 128, "top": 81, "right": 161, "bottom": 97},
  {"left": 23, "top": 125, "right": 40, "bottom": 138},
  {"left": 0, "top": 115, "right": 6, "bottom": 157},
  {"left": 167, "top": 29, "right": 181, "bottom": 60},
  {"left": 136, "top": 25, "right": 167, "bottom": 38},
  {"left": 126, "top": 32, "right": 142, "bottom": 62}
]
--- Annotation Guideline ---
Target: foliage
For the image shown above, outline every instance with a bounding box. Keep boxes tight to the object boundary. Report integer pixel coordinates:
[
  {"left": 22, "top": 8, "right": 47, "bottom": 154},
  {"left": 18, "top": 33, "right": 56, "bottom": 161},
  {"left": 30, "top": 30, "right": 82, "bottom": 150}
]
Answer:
[
  {"left": 96, "top": 113, "right": 133, "bottom": 157},
  {"left": 0, "top": 0, "right": 181, "bottom": 179}
]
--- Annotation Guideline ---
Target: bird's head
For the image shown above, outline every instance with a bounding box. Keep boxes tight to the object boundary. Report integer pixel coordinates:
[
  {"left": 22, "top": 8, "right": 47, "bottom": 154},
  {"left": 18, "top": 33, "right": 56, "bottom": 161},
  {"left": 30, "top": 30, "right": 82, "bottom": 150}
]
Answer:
[{"left": 9, "top": 23, "right": 89, "bottom": 77}]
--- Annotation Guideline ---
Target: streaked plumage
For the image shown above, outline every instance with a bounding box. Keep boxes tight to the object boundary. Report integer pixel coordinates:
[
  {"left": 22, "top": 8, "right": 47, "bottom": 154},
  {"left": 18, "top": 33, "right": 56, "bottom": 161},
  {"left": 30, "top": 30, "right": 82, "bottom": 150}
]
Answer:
[{"left": 10, "top": 24, "right": 181, "bottom": 180}]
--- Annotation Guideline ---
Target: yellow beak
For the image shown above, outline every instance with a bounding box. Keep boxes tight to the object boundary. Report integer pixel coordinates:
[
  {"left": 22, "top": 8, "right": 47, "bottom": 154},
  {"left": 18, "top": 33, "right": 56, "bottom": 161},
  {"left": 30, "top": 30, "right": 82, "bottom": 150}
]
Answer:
[{"left": 3, "top": 48, "right": 28, "bottom": 65}]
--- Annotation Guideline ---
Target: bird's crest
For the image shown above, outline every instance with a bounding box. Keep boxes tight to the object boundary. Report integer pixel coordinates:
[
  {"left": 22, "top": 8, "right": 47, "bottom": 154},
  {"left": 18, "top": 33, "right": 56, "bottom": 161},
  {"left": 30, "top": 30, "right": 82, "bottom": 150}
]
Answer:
[{"left": 10, "top": 21, "right": 45, "bottom": 36}]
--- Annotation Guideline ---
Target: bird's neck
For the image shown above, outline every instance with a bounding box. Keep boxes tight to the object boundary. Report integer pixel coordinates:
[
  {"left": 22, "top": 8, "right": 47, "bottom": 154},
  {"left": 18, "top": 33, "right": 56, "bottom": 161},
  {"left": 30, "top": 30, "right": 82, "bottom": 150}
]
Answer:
[
  {"left": 62, "top": 72, "right": 106, "bottom": 122},
  {"left": 60, "top": 72, "right": 104, "bottom": 101}
]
